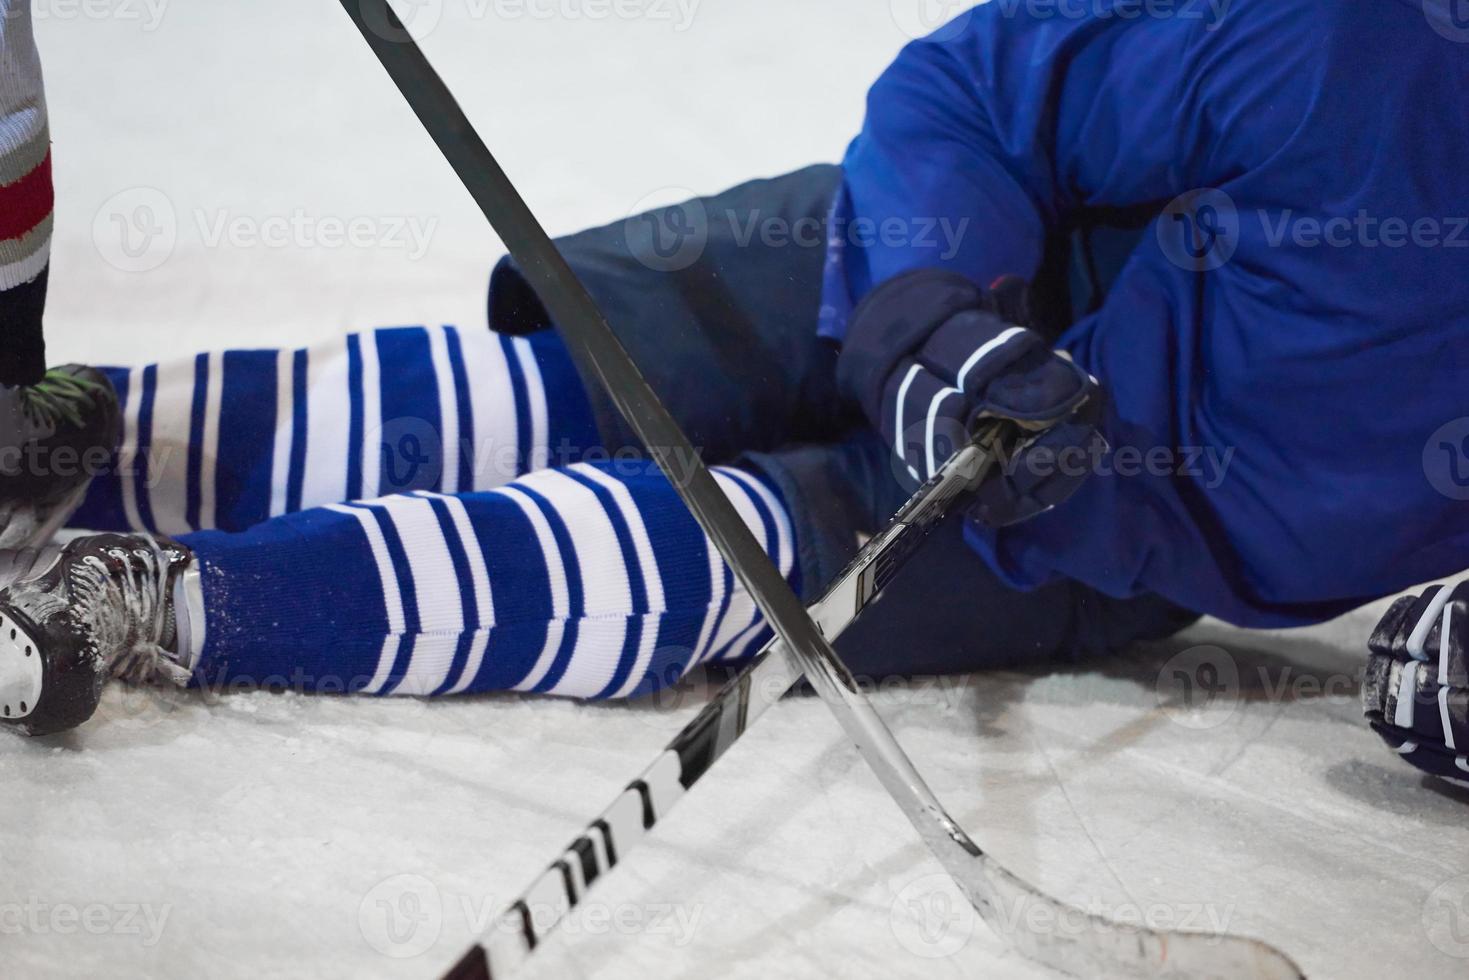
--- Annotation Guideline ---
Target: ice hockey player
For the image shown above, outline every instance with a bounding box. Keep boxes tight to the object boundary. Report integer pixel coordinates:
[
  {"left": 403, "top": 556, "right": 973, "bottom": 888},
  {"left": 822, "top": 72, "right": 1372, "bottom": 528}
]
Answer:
[
  {"left": 0, "top": 0, "right": 1465, "bottom": 800},
  {"left": 0, "top": 7, "right": 124, "bottom": 559}
]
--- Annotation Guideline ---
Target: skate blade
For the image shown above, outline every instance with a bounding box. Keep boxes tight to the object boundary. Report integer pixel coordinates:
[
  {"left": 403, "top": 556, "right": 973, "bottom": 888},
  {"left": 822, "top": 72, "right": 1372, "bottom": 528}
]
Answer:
[{"left": 0, "top": 609, "right": 43, "bottom": 723}]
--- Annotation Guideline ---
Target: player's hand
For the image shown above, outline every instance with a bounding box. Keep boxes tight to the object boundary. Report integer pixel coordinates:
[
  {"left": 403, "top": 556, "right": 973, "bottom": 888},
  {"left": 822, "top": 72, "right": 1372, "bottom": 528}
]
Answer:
[
  {"left": 837, "top": 269, "right": 1105, "bottom": 526},
  {"left": 1363, "top": 581, "right": 1469, "bottom": 783}
]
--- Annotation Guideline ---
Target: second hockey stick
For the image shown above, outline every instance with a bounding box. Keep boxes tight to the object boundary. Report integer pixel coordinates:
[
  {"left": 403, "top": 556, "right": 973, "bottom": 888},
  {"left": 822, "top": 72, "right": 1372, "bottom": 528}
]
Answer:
[{"left": 337, "top": 5, "right": 1306, "bottom": 977}]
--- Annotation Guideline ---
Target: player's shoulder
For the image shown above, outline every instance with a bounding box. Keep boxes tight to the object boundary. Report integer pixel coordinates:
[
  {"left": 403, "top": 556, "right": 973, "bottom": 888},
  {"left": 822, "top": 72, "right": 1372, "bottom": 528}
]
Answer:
[{"left": 1179, "top": 0, "right": 1464, "bottom": 179}]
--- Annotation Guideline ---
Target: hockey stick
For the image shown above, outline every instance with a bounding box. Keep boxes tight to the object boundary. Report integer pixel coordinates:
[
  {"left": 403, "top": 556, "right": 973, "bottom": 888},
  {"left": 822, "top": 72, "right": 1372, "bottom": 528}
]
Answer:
[
  {"left": 336, "top": 5, "right": 1306, "bottom": 977},
  {"left": 453, "top": 427, "right": 1008, "bottom": 980},
  {"left": 448, "top": 431, "right": 1307, "bottom": 980}
]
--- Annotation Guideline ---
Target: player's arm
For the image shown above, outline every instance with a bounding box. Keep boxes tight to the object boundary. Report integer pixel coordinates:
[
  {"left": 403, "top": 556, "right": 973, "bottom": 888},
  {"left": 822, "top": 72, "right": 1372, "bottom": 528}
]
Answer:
[
  {"left": 0, "top": 0, "right": 54, "bottom": 386},
  {"left": 826, "top": 2, "right": 1206, "bottom": 323},
  {"left": 825, "top": 4, "right": 1209, "bottom": 521}
]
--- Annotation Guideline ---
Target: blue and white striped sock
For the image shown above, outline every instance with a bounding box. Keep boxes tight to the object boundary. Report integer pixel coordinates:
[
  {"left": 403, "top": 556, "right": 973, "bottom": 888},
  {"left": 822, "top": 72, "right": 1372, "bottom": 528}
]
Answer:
[
  {"left": 71, "top": 325, "right": 600, "bottom": 533},
  {"left": 181, "top": 460, "right": 797, "bottom": 699}
]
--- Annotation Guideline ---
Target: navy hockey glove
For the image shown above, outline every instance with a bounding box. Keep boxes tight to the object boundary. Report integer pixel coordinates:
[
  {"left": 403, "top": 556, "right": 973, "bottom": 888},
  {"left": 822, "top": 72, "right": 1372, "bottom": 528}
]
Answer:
[
  {"left": 837, "top": 269, "right": 1104, "bottom": 526},
  {"left": 1363, "top": 581, "right": 1469, "bottom": 784}
]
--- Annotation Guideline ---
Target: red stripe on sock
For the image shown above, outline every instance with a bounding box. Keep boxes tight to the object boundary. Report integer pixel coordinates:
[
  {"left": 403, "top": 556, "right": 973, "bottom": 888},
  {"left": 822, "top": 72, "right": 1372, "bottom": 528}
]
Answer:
[{"left": 0, "top": 152, "right": 54, "bottom": 242}]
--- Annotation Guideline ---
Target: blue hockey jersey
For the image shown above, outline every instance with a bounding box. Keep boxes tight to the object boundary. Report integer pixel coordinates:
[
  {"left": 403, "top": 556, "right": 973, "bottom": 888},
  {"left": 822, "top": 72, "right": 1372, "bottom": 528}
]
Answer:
[{"left": 821, "top": 0, "right": 1469, "bottom": 627}]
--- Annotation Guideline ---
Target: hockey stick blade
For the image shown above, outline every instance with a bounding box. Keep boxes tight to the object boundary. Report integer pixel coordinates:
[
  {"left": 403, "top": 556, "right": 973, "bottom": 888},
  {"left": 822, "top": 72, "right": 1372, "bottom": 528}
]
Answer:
[{"left": 337, "top": 6, "right": 1305, "bottom": 978}]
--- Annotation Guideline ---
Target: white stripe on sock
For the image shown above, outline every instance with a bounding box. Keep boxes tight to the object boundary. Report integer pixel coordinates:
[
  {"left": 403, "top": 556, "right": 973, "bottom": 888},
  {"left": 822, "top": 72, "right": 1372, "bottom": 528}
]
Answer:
[
  {"left": 690, "top": 532, "right": 727, "bottom": 668},
  {"left": 512, "top": 336, "right": 549, "bottom": 472},
  {"left": 326, "top": 503, "right": 405, "bottom": 694},
  {"left": 268, "top": 349, "right": 295, "bottom": 517},
  {"left": 301, "top": 336, "right": 351, "bottom": 510},
  {"left": 496, "top": 485, "right": 570, "bottom": 692},
  {"left": 373, "top": 494, "right": 465, "bottom": 695},
  {"left": 521, "top": 470, "right": 634, "bottom": 619},
  {"left": 145, "top": 356, "right": 195, "bottom": 535},
  {"left": 359, "top": 330, "right": 383, "bottom": 500},
  {"left": 720, "top": 467, "right": 794, "bottom": 580},
  {"left": 372, "top": 636, "right": 401, "bottom": 698},
  {"left": 515, "top": 469, "right": 631, "bottom": 696},
  {"left": 517, "top": 620, "right": 565, "bottom": 694},
  {"left": 701, "top": 471, "right": 772, "bottom": 662},
  {"left": 200, "top": 352, "right": 223, "bottom": 529},
  {"left": 624, "top": 615, "right": 661, "bottom": 698},
  {"left": 719, "top": 619, "right": 766, "bottom": 663},
  {"left": 414, "top": 490, "right": 497, "bottom": 694},
  {"left": 568, "top": 464, "right": 666, "bottom": 611},
  {"left": 119, "top": 366, "right": 146, "bottom": 532},
  {"left": 457, "top": 328, "right": 519, "bottom": 490},
  {"left": 427, "top": 326, "right": 461, "bottom": 495},
  {"left": 568, "top": 464, "right": 668, "bottom": 699}
]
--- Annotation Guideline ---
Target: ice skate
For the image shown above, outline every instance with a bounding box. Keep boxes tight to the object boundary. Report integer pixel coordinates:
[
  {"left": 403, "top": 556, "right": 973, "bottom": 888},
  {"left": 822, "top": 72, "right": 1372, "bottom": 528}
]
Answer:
[
  {"left": 0, "top": 533, "right": 198, "bottom": 736},
  {"left": 0, "top": 366, "right": 122, "bottom": 550}
]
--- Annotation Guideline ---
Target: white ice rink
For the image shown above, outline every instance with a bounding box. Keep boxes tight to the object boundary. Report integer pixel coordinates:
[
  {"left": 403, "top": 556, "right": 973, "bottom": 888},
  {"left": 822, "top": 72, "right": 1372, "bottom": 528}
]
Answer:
[{"left": 3, "top": 1, "right": 1468, "bottom": 977}]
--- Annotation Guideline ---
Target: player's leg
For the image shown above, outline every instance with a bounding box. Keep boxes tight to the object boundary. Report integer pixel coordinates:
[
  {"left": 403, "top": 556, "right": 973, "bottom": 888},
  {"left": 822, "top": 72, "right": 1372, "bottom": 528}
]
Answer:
[
  {"left": 0, "top": 1, "right": 124, "bottom": 551},
  {"left": 66, "top": 165, "right": 851, "bottom": 540},
  {"left": 0, "top": 457, "right": 797, "bottom": 733},
  {"left": 67, "top": 325, "right": 600, "bottom": 534},
  {"left": 0, "top": 426, "right": 1198, "bottom": 734}
]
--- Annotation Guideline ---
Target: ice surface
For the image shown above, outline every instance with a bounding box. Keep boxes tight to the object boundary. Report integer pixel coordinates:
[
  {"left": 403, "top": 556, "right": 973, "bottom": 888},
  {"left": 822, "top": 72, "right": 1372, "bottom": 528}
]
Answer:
[{"left": 3, "top": 2, "right": 1467, "bottom": 978}]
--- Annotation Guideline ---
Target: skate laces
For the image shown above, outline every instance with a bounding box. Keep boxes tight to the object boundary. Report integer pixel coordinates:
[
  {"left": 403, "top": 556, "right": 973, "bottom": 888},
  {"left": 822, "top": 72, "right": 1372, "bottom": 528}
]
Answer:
[
  {"left": 19, "top": 370, "right": 105, "bottom": 430},
  {"left": 91, "top": 539, "right": 191, "bottom": 687}
]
